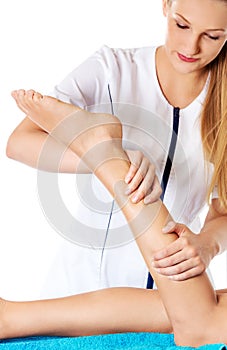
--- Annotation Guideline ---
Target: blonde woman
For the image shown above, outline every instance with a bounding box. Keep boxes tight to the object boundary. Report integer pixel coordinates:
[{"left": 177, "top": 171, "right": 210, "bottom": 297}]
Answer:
[
  {"left": 7, "top": 0, "right": 227, "bottom": 292},
  {"left": 5, "top": 0, "right": 227, "bottom": 345}
]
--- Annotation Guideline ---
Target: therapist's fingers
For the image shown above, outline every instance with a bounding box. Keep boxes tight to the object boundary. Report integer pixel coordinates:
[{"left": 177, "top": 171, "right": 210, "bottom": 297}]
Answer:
[
  {"left": 124, "top": 150, "right": 159, "bottom": 202},
  {"left": 152, "top": 249, "right": 185, "bottom": 269},
  {"left": 124, "top": 150, "right": 143, "bottom": 184},
  {"left": 132, "top": 167, "right": 161, "bottom": 204},
  {"left": 127, "top": 158, "right": 151, "bottom": 201},
  {"left": 153, "top": 257, "right": 205, "bottom": 281},
  {"left": 169, "top": 266, "right": 204, "bottom": 281},
  {"left": 143, "top": 176, "right": 162, "bottom": 204},
  {"left": 152, "top": 237, "right": 183, "bottom": 262}
]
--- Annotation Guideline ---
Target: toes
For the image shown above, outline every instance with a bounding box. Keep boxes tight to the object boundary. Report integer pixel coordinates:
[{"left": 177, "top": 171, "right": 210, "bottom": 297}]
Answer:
[
  {"left": 11, "top": 89, "right": 29, "bottom": 114},
  {"left": 27, "top": 89, "right": 35, "bottom": 98},
  {"left": 33, "top": 91, "right": 43, "bottom": 103},
  {"left": 18, "top": 89, "right": 26, "bottom": 98},
  {"left": 11, "top": 89, "right": 44, "bottom": 115},
  {"left": 11, "top": 89, "right": 25, "bottom": 101},
  {"left": 11, "top": 90, "right": 17, "bottom": 99},
  {"left": 26, "top": 89, "right": 41, "bottom": 104},
  {"left": 24, "top": 90, "right": 43, "bottom": 104}
]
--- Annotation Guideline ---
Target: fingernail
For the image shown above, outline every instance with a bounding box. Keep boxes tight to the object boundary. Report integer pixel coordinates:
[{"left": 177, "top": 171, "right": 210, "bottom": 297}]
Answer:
[
  {"left": 131, "top": 195, "right": 138, "bottom": 203},
  {"left": 143, "top": 197, "right": 150, "bottom": 205},
  {"left": 168, "top": 276, "right": 174, "bottom": 280},
  {"left": 124, "top": 187, "right": 131, "bottom": 195},
  {"left": 162, "top": 221, "right": 174, "bottom": 233}
]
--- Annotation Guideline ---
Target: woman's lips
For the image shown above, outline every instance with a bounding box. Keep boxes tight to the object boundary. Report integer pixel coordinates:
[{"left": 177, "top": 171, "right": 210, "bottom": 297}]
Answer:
[{"left": 177, "top": 52, "right": 199, "bottom": 63}]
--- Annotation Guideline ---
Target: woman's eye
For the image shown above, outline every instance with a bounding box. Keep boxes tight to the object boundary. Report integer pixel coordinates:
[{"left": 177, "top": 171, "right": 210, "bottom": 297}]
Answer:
[
  {"left": 176, "top": 22, "right": 189, "bottom": 29},
  {"left": 206, "top": 34, "right": 220, "bottom": 41}
]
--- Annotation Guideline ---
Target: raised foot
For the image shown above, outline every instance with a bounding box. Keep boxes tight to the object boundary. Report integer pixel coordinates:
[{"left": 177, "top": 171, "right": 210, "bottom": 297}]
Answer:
[
  {"left": 11, "top": 89, "right": 123, "bottom": 162},
  {"left": 11, "top": 89, "right": 79, "bottom": 132}
]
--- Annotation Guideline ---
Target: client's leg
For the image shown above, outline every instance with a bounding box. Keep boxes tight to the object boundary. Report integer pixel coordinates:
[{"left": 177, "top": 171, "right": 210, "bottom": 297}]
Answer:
[
  {"left": 12, "top": 91, "right": 227, "bottom": 346},
  {"left": 1, "top": 288, "right": 171, "bottom": 339}
]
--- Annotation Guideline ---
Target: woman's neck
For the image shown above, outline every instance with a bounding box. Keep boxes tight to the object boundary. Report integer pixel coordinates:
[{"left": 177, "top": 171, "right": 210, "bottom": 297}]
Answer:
[{"left": 155, "top": 46, "right": 209, "bottom": 109}]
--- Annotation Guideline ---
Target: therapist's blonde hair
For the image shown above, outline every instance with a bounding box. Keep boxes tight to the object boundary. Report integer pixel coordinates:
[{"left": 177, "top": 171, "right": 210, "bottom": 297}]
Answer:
[
  {"left": 201, "top": 42, "right": 227, "bottom": 211},
  {"left": 167, "top": 0, "right": 227, "bottom": 211}
]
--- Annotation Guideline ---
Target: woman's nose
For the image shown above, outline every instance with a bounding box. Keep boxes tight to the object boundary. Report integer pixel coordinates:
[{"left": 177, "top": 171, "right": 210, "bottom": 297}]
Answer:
[{"left": 184, "top": 34, "right": 201, "bottom": 56}]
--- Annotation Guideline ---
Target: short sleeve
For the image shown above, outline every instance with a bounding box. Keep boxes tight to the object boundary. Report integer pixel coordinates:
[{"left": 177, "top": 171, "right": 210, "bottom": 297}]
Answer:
[{"left": 49, "top": 46, "right": 113, "bottom": 108}]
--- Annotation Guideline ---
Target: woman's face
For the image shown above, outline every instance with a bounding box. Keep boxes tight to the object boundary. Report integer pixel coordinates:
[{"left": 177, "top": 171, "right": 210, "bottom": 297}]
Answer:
[{"left": 163, "top": 0, "right": 227, "bottom": 74}]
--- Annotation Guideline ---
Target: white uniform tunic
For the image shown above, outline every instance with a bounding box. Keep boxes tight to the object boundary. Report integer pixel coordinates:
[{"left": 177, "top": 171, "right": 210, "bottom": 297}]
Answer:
[{"left": 41, "top": 45, "right": 215, "bottom": 297}]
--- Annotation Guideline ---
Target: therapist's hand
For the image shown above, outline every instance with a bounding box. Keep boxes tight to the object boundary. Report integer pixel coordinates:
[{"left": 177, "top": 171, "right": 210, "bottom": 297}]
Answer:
[
  {"left": 151, "top": 221, "right": 213, "bottom": 281},
  {"left": 124, "top": 150, "right": 162, "bottom": 204}
]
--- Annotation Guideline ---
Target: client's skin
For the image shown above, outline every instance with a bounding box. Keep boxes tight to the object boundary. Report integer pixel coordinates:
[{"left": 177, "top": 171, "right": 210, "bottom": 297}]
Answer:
[{"left": 3, "top": 90, "right": 227, "bottom": 346}]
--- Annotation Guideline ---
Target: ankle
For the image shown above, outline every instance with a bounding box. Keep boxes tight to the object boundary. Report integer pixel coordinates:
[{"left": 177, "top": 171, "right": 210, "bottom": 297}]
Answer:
[
  {"left": 73, "top": 112, "right": 122, "bottom": 160},
  {"left": 87, "top": 113, "right": 122, "bottom": 146}
]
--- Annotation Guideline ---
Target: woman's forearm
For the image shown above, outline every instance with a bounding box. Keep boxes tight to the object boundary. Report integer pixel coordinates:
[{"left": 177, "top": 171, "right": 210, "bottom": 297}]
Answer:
[
  {"left": 201, "top": 202, "right": 227, "bottom": 256},
  {"left": 6, "top": 116, "right": 90, "bottom": 173}
]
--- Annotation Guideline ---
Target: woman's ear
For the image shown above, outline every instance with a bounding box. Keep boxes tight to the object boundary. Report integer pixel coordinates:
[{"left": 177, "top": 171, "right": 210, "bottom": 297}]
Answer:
[{"left": 162, "top": 0, "right": 169, "bottom": 17}]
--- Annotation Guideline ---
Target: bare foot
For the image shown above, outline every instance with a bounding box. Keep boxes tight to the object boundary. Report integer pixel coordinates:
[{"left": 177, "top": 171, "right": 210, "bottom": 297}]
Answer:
[
  {"left": 11, "top": 89, "right": 123, "bottom": 162},
  {"left": 11, "top": 89, "right": 80, "bottom": 132}
]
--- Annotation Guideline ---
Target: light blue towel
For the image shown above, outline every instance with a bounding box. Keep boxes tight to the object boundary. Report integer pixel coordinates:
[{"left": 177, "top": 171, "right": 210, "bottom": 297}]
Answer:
[{"left": 0, "top": 332, "right": 226, "bottom": 349}]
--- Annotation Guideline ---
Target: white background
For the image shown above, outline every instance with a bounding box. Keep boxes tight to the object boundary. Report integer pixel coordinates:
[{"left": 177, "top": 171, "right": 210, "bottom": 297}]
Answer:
[{"left": 0, "top": 0, "right": 225, "bottom": 301}]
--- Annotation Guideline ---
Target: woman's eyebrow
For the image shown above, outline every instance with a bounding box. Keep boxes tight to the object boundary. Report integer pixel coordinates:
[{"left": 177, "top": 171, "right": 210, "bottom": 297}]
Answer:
[
  {"left": 175, "top": 12, "right": 226, "bottom": 32},
  {"left": 175, "top": 13, "right": 190, "bottom": 24}
]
